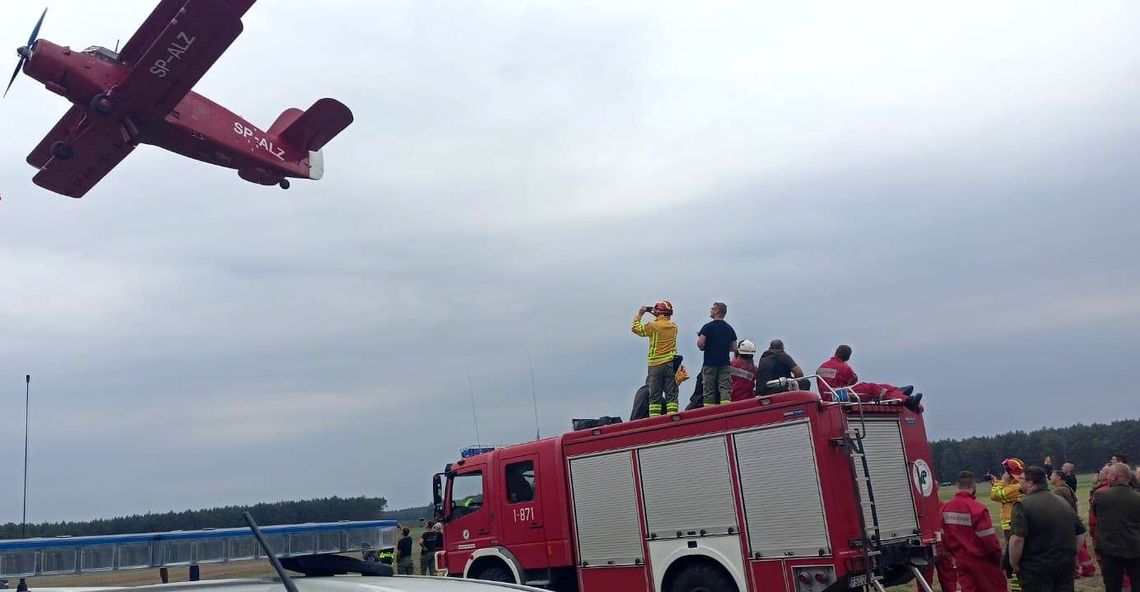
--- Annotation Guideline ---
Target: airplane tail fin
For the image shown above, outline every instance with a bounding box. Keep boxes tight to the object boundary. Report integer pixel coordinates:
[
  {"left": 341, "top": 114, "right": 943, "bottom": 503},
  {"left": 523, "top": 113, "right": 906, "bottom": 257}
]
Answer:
[
  {"left": 267, "top": 108, "right": 305, "bottom": 138},
  {"left": 275, "top": 98, "right": 354, "bottom": 152}
]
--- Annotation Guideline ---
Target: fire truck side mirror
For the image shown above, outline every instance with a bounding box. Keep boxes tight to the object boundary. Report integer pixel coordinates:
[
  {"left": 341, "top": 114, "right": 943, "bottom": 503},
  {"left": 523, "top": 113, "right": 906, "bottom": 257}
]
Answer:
[{"left": 432, "top": 473, "right": 446, "bottom": 521}]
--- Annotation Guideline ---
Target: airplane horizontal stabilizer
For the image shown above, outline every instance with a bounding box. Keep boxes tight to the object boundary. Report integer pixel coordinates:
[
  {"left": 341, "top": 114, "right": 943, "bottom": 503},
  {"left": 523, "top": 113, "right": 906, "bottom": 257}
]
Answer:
[{"left": 277, "top": 98, "right": 353, "bottom": 152}]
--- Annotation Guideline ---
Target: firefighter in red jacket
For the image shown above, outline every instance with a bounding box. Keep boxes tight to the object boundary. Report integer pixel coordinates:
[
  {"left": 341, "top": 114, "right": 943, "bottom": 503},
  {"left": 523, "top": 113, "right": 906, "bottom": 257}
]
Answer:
[
  {"left": 729, "top": 339, "right": 758, "bottom": 402},
  {"left": 942, "top": 470, "right": 1008, "bottom": 592},
  {"left": 815, "top": 344, "right": 923, "bottom": 411}
]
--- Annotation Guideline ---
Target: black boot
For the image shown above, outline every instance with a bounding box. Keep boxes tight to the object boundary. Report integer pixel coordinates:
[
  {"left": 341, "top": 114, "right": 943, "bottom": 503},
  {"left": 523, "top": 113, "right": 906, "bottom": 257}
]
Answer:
[
  {"left": 904, "top": 392, "right": 924, "bottom": 412},
  {"left": 898, "top": 385, "right": 914, "bottom": 396}
]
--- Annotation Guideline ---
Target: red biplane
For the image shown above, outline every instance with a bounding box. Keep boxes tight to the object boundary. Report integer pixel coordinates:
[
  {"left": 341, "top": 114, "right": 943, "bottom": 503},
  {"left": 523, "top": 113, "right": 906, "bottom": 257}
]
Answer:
[{"left": 5, "top": 0, "right": 354, "bottom": 198}]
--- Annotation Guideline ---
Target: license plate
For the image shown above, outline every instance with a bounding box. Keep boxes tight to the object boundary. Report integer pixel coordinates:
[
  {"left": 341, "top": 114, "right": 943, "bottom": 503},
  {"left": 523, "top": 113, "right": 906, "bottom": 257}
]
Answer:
[{"left": 848, "top": 574, "right": 868, "bottom": 588}]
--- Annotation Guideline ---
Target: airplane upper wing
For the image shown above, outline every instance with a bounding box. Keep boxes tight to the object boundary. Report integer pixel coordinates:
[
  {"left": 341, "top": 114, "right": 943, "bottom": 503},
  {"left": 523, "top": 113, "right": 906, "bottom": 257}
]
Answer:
[
  {"left": 118, "top": 0, "right": 256, "bottom": 65},
  {"left": 27, "top": 106, "right": 87, "bottom": 169},
  {"left": 114, "top": 0, "right": 248, "bottom": 116},
  {"left": 32, "top": 117, "right": 136, "bottom": 198}
]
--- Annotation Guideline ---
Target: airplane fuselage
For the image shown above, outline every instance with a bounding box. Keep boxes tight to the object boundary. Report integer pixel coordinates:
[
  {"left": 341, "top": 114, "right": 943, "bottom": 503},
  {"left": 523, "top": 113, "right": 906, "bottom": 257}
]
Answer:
[{"left": 22, "top": 39, "right": 314, "bottom": 185}]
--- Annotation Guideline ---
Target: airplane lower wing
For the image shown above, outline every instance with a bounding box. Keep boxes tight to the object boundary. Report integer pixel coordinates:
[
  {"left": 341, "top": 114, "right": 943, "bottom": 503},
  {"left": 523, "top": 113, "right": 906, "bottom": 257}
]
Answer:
[
  {"left": 32, "top": 117, "right": 136, "bottom": 198},
  {"left": 115, "top": 0, "right": 245, "bottom": 116},
  {"left": 26, "top": 106, "right": 87, "bottom": 168}
]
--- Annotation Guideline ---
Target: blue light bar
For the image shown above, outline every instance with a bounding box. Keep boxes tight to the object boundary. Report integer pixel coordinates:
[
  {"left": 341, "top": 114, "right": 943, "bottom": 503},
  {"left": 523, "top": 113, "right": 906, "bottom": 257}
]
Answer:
[
  {"left": 0, "top": 520, "right": 397, "bottom": 578},
  {"left": 460, "top": 446, "right": 495, "bottom": 458}
]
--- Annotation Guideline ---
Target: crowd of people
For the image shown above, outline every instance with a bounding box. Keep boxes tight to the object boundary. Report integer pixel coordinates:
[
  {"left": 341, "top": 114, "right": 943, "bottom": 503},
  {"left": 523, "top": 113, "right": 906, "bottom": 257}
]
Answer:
[
  {"left": 936, "top": 454, "right": 1140, "bottom": 592},
  {"left": 628, "top": 300, "right": 924, "bottom": 420},
  {"left": 364, "top": 520, "right": 443, "bottom": 575}
]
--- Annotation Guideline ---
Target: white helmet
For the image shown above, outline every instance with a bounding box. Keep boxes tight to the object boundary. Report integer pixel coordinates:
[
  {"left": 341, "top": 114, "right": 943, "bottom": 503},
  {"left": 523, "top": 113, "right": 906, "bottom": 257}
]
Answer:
[{"left": 737, "top": 339, "right": 757, "bottom": 355}]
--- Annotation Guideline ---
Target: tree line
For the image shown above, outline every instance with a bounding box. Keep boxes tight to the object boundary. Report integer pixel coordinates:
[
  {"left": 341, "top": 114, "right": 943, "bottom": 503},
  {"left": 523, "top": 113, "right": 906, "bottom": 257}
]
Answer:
[
  {"left": 930, "top": 417, "right": 1139, "bottom": 482},
  {"left": 0, "top": 496, "right": 387, "bottom": 539},
  {"left": 380, "top": 504, "right": 433, "bottom": 523}
]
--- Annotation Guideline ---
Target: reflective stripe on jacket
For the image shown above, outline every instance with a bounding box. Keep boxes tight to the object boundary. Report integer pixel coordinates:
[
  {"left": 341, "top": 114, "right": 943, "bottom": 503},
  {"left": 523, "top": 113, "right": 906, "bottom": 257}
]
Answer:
[
  {"left": 632, "top": 314, "right": 678, "bottom": 367},
  {"left": 816, "top": 357, "right": 857, "bottom": 395},
  {"left": 941, "top": 491, "right": 1002, "bottom": 562},
  {"left": 989, "top": 480, "right": 1023, "bottom": 531},
  {"left": 729, "top": 358, "right": 756, "bottom": 401}
]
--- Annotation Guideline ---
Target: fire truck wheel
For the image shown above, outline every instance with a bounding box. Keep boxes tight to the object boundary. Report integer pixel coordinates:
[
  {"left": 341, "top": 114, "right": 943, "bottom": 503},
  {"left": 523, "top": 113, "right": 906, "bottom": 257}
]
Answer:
[
  {"left": 472, "top": 565, "right": 514, "bottom": 584},
  {"left": 669, "top": 561, "right": 737, "bottom": 592}
]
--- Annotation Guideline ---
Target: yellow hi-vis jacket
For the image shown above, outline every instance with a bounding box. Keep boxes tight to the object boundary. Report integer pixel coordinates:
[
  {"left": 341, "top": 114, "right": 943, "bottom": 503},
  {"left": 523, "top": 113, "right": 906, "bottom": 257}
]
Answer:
[
  {"left": 990, "top": 480, "right": 1023, "bottom": 532},
  {"left": 632, "top": 314, "right": 678, "bottom": 367}
]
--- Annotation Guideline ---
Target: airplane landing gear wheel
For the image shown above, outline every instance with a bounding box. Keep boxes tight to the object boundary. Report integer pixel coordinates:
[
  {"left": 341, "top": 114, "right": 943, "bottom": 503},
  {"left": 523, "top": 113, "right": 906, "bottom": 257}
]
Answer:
[
  {"left": 279, "top": 179, "right": 290, "bottom": 189},
  {"left": 51, "top": 141, "right": 74, "bottom": 160},
  {"left": 91, "top": 93, "right": 114, "bottom": 115}
]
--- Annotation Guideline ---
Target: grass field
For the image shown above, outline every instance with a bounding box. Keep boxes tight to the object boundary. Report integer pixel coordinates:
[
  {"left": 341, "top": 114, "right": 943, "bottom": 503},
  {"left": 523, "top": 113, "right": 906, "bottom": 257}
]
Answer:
[{"left": 16, "top": 480, "right": 1109, "bottom": 592}]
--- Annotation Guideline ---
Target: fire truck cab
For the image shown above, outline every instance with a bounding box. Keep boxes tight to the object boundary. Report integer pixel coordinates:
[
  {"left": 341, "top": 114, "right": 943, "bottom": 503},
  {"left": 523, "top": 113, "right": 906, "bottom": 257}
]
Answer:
[{"left": 433, "top": 389, "right": 942, "bottom": 592}]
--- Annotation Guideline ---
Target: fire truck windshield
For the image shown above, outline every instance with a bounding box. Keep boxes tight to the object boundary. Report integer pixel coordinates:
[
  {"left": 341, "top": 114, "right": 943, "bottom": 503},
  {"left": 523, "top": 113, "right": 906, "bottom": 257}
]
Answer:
[{"left": 448, "top": 471, "right": 484, "bottom": 520}]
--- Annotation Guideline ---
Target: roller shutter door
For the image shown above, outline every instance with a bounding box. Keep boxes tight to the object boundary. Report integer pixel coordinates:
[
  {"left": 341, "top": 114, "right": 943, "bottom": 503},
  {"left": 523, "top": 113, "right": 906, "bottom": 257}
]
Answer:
[
  {"left": 569, "top": 452, "right": 644, "bottom": 566},
  {"left": 639, "top": 436, "right": 737, "bottom": 538},
  {"left": 734, "top": 421, "right": 830, "bottom": 557},
  {"left": 856, "top": 418, "right": 918, "bottom": 541}
]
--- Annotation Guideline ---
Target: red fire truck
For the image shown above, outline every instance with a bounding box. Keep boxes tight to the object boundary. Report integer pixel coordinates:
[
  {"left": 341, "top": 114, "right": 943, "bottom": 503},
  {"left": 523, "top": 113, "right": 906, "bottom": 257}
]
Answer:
[{"left": 432, "top": 386, "right": 943, "bottom": 592}]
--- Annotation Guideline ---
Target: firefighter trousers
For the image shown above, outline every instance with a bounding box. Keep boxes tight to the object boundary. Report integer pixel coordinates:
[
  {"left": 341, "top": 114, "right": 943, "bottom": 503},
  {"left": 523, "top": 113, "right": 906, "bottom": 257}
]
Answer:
[
  {"left": 920, "top": 556, "right": 960, "bottom": 592},
  {"left": 646, "top": 363, "right": 679, "bottom": 415},
  {"left": 957, "top": 558, "right": 1009, "bottom": 592},
  {"left": 851, "top": 382, "right": 908, "bottom": 403},
  {"left": 1076, "top": 539, "right": 1095, "bottom": 578}
]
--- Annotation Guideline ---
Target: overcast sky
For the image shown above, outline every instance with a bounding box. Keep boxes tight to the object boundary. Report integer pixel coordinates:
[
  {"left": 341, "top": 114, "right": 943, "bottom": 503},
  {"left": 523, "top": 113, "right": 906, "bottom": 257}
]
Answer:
[{"left": 1, "top": 1, "right": 1138, "bottom": 524}]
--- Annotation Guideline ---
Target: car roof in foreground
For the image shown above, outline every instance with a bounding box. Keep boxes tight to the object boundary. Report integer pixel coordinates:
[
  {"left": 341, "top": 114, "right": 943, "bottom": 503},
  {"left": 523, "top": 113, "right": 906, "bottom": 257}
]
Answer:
[{"left": 26, "top": 576, "right": 546, "bottom": 592}]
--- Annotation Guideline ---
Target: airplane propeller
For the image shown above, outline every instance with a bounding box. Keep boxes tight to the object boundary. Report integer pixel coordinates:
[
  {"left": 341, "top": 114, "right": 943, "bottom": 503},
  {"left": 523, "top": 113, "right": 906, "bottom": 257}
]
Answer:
[{"left": 4, "top": 8, "right": 48, "bottom": 98}]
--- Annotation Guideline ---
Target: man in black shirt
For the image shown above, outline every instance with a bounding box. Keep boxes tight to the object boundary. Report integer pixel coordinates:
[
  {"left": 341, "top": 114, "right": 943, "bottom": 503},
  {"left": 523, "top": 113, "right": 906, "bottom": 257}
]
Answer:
[
  {"left": 697, "top": 302, "right": 737, "bottom": 406},
  {"left": 753, "top": 339, "right": 807, "bottom": 396},
  {"left": 396, "top": 527, "right": 414, "bottom": 575},
  {"left": 419, "top": 522, "right": 442, "bottom": 575}
]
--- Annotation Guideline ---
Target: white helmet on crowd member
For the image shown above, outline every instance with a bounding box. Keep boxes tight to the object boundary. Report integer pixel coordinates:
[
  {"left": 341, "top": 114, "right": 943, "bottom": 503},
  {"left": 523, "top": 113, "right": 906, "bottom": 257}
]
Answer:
[{"left": 737, "top": 339, "right": 757, "bottom": 355}]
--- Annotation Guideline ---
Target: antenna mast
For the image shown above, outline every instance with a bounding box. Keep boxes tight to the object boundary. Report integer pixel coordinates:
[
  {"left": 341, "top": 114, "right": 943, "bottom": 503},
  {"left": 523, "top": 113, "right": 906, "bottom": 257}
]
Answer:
[
  {"left": 467, "top": 364, "right": 481, "bottom": 448},
  {"left": 527, "top": 350, "right": 540, "bottom": 440},
  {"left": 22, "top": 374, "right": 30, "bottom": 539}
]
